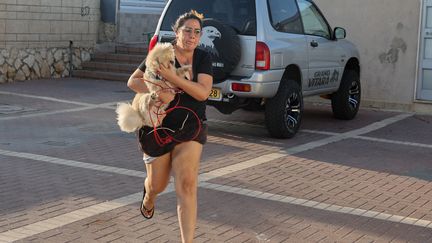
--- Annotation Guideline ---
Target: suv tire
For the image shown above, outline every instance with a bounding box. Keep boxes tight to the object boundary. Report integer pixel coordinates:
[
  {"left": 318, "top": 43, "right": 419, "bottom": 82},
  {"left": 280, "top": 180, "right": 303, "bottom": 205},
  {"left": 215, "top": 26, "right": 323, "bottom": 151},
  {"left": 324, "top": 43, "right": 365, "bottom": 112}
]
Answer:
[
  {"left": 331, "top": 70, "right": 361, "bottom": 120},
  {"left": 265, "top": 81, "right": 303, "bottom": 138}
]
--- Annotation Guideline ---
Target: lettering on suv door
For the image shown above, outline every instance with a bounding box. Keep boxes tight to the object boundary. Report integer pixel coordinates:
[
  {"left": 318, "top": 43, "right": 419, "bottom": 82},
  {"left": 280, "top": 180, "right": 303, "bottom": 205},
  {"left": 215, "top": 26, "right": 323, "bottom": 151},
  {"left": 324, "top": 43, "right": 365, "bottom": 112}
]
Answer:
[{"left": 308, "top": 69, "right": 340, "bottom": 88}]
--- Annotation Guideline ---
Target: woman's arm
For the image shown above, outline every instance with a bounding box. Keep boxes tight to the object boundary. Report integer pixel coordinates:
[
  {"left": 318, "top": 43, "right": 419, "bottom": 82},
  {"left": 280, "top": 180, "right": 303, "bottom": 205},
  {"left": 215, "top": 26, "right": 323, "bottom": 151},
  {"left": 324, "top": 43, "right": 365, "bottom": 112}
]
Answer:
[
  {"left": 127, "top": 68, "right": 149, "bottom": 93},
  {"left": 158, "top": 64, "right": 213, "bottom": 101}
]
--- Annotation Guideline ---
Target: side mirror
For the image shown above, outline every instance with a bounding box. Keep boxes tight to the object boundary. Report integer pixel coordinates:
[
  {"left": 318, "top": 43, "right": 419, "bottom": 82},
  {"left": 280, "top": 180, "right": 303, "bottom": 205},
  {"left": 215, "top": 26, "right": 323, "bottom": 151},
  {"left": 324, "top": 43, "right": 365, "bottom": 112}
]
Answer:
[{"left": 334, "top": 27, "right": 346, "bottom": 39}]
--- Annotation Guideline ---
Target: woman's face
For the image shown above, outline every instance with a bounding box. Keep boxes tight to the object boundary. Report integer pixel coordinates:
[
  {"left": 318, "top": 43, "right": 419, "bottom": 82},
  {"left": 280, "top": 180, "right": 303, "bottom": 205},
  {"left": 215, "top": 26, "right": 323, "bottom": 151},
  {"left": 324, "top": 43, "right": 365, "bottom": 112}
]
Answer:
[{"left": 176, "top": 19, "right": 202, "bottom": 52}]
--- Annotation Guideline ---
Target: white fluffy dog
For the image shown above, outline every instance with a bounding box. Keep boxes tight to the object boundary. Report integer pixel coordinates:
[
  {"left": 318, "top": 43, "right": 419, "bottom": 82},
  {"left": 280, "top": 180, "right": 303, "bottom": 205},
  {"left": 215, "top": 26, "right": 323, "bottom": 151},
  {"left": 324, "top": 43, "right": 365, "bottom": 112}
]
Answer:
[{"left": 116, "top": 42, "right": 191, "bottom": 133}]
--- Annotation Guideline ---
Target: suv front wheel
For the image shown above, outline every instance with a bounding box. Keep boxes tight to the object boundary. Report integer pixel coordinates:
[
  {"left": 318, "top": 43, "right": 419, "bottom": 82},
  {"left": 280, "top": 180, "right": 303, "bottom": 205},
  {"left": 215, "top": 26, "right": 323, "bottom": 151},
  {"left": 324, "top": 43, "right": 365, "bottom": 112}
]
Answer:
[
  {"left": 331, "top": 70, "right": 361, "bottom": 120},
  {"left": 265, "top": 81, "right": 303, "bottom": 138}
]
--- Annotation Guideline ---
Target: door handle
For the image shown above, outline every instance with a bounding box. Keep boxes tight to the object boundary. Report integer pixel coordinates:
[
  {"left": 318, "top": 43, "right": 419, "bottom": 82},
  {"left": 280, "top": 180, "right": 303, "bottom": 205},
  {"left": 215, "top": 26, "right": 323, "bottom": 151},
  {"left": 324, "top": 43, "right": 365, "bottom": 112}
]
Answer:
[{"left": 310, "top": 40, "right": 319, "bottom": 48}]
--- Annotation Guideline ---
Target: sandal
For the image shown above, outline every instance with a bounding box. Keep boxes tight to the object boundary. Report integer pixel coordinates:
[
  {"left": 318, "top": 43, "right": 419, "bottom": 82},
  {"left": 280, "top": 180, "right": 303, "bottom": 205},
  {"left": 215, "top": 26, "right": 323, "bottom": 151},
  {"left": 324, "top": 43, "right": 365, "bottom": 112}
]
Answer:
[{"left": 140, "top": 186, "right": 154, "bottom": 219}]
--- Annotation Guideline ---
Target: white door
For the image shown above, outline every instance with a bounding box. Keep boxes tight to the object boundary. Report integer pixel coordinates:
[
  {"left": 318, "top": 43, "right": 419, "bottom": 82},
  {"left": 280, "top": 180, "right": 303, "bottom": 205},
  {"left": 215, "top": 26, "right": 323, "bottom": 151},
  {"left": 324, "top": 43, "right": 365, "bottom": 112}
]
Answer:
[
  {"left": 418, "top": 0, "right": 432, "bottom": 100},
  {"left": 305, "top": 35, "right": 344, "bottom": 91}
]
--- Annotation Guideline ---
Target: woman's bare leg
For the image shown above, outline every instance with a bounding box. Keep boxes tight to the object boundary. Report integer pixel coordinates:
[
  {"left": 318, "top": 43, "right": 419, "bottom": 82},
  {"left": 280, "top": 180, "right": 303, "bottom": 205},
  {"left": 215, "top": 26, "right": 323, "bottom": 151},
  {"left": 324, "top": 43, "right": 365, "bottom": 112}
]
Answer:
[
  {"left": 143, "top": 152, "right": 172, "bottom": 217},
  {"left": 171, "top": 141, "right": 202, "bottom": 243}
]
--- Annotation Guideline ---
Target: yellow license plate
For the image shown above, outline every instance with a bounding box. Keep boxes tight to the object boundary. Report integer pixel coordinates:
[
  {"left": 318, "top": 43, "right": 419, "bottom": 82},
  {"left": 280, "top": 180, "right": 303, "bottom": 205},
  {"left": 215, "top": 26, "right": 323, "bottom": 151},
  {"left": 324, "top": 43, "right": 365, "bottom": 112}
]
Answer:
[{"left": 208, "top": 88, "right": 222, "bottom": 101}]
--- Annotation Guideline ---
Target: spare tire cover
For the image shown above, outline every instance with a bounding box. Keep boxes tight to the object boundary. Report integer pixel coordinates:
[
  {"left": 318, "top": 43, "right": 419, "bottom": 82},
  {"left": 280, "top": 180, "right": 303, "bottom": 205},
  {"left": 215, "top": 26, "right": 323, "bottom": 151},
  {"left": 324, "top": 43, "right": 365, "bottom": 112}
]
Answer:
[{"left": 198, "top": 18, "right": 241, "bottom": 83}]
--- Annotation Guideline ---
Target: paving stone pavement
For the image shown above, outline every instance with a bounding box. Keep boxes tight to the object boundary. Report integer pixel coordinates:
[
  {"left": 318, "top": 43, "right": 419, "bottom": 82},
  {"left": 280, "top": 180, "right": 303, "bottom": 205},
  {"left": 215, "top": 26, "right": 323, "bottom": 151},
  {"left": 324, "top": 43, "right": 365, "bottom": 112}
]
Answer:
[{"left": 0, "top": 78, "right": 432, "bottom": 242}]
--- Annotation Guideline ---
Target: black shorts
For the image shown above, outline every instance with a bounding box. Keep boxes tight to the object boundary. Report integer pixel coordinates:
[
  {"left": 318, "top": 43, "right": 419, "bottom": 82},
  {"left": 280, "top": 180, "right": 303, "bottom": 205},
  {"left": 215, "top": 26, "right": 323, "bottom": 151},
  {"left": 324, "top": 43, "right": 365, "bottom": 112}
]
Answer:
[{"left": 137, "top": 122, "right": 207, "bottom": 157}]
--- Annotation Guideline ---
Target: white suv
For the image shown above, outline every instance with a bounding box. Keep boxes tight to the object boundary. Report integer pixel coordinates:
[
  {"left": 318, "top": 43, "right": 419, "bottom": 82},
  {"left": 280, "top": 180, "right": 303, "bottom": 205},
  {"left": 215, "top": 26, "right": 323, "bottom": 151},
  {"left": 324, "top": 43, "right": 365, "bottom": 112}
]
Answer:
[{"left": 149, "top": 0, "right": 361, "bottom": 138}]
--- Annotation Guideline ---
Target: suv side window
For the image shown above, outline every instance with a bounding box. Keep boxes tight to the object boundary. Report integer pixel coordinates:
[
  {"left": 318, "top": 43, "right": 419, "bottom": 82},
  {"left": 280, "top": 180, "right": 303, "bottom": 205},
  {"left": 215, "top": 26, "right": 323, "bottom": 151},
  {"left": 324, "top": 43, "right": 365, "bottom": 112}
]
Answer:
[
  {"left": 297, "top": 0, "right": 331, "bottom": 39},
  {"left": 268, "top": 0, "right": 302, "bottom": 34}
]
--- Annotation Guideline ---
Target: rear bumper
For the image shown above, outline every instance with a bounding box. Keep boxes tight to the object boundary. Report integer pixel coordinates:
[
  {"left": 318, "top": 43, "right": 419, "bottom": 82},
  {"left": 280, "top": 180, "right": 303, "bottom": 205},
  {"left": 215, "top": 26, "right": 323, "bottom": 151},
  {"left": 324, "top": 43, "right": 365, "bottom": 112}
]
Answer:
[{"left": 213, "top": 69, "right": 284, "bottom": 99}]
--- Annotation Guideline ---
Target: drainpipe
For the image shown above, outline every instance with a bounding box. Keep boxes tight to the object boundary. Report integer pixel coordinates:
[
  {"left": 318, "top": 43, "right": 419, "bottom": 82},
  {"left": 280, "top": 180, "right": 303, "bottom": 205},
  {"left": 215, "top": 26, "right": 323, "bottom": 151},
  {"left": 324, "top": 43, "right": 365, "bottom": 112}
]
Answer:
[{"left": 69, "top": 40, "right": 73, "bottom": 77}]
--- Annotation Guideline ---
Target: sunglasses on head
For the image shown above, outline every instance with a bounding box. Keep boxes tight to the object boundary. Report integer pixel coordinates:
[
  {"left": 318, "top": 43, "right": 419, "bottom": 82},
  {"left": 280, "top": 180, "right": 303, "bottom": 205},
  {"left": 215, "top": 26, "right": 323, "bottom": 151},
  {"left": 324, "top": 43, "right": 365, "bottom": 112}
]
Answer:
[{"left": 181, "top": 27, "right": 202, "bottom": 35}]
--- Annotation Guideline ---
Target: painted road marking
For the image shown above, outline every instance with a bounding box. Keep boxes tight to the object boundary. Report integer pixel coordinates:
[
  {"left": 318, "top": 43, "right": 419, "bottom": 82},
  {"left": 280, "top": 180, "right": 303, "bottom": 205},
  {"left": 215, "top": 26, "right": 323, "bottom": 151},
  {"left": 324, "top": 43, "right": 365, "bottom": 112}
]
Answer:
[
  {"left": 199, "top": 182, "right": 432, "bottom": 229},
  {"left": 0, "top": 91, "right": 96, "bottom": 106},
  {"left": 0, "top": 185, "right": 173, "bottom": 243},
  {"left": 0, "top": 106, "right": 98, "bottom": 121},
  {"left": 210, "top": 116, "right": 432, "bottom": 150},
  {"left": 355, "top": 136, "right": 432, "bottom": 149},
  {"left": 0, "top": 149, "right": 145, "bottom": 178},
  {"left": 0, "top": 101, "right": 119, "bottom": 121},
  {"left": 199, "top": 152, "right": 287, "bottom": 181}
]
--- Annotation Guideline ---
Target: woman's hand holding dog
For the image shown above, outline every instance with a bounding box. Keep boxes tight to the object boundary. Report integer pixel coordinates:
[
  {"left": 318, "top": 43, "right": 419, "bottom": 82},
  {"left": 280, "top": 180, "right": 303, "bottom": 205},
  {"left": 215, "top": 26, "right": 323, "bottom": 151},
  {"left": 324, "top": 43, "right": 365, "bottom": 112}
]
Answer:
[
  {"left": 157, "top": 59, "right": 212, "bottom": 102},
  {"left": 157, "top": 63, "right": 179, "bottom": 85}
]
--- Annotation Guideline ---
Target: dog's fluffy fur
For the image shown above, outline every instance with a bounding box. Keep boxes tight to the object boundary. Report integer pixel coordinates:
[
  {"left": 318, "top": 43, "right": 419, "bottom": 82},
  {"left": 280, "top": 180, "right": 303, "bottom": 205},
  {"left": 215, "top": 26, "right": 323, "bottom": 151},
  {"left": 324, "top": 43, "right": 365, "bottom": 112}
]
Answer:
[{"left": 116, "top": 43, "right": 191, "bottom": 133}]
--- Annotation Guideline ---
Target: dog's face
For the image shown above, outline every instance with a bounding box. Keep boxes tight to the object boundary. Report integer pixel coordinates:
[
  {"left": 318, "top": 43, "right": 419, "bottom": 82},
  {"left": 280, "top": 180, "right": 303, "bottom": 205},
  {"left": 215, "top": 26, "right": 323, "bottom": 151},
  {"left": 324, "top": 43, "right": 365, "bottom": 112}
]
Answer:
[{"left": 145, "top": 43, "right": 175, "bottom": 71}]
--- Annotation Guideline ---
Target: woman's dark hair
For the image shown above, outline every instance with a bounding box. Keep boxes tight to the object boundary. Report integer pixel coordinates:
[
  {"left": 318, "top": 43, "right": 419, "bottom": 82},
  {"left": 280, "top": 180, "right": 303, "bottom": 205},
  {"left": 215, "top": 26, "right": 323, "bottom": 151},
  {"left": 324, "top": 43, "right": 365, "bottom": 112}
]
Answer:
[{"left": 172, "top": 10, "right": 204, "bottom": 32}]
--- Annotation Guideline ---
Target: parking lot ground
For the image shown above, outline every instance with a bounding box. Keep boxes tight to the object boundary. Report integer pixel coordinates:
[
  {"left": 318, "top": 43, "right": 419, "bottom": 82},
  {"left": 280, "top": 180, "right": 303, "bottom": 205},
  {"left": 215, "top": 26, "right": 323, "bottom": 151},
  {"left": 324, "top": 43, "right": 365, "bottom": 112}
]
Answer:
[{"left": 0, "top": 78, "right": 432, "bottom": 242}]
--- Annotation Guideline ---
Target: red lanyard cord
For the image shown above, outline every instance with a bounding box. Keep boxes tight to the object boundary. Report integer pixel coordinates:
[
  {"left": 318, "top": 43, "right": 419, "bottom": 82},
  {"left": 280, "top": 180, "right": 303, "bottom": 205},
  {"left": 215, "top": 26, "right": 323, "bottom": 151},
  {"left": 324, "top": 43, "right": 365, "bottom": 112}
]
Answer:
[{"left": 142, "top": 77, "right": 201, "bottom": 147}]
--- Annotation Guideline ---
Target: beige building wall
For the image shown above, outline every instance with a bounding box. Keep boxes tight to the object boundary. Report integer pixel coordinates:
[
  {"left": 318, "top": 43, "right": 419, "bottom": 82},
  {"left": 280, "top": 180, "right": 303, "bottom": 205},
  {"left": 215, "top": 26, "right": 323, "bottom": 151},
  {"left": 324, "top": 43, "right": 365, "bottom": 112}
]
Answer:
[
  {"left": 117, "top": 12, "right": 159, "bottom": 44},
  {"left": 0, "top": 0, "right": 100, "bottom": 82},
  {"left": 0, "top": 0, "right": 100, "bottom": 49},
  {"left": 315, "top": 0, "right": 430, "bottom": 112}
]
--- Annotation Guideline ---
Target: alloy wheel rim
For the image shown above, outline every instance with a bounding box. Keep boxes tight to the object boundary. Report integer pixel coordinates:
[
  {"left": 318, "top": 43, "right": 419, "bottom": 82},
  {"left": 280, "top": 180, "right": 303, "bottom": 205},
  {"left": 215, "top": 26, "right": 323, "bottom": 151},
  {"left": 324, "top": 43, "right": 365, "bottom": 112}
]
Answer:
[
  {"left": 348, "top": 81, "right": 360, "bottom": 110},
  {"left": 285, "top": 92, "right": 301, "bottom": 129}
]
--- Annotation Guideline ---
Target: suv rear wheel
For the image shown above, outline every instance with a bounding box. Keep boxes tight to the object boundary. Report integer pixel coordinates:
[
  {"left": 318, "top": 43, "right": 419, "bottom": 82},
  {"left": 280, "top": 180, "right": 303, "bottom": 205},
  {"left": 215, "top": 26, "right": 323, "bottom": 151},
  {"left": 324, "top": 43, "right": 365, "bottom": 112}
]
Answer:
[
  {"left": 265, "top": 81, "right": 303, "bottom": 138},
  {"left": 331, "top": 70, "right": 361, "bottom": 120}
]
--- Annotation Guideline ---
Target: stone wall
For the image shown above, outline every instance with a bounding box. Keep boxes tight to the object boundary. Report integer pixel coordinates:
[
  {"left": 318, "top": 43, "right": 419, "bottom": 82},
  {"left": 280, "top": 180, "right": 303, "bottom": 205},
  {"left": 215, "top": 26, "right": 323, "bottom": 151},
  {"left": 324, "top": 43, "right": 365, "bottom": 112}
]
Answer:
[
  {"left": 0, "top": 47, "right": 91, "bottom": 83},
  {"left": 0, "top": 0, "right": 100, "bottom": 82}
]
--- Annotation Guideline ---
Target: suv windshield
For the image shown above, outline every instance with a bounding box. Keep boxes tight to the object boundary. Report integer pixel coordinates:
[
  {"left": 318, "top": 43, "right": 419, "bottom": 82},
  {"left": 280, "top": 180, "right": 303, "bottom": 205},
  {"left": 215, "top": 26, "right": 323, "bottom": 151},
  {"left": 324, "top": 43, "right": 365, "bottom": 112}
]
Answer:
[{"left": 161, "top": 0, "right": 256, "bottom": 35}]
